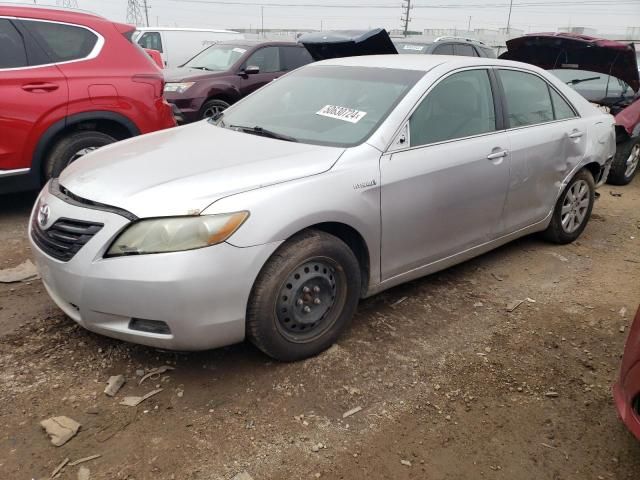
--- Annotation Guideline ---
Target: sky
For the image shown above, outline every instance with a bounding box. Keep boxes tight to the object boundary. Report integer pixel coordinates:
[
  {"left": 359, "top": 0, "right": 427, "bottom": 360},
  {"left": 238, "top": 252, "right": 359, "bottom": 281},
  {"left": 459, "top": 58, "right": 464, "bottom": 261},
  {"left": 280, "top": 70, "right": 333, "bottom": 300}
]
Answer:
[{"left": 17, "top": 0, "right": 640, "bottom": 35}]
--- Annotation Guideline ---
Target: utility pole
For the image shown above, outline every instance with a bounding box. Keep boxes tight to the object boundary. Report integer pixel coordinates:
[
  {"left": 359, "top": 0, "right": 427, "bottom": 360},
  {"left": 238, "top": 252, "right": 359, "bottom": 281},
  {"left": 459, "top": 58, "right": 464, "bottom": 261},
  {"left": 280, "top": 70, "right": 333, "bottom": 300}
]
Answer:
[
  {"left": 401, "top": 0, "right": 411, "bottom": 37},
  {"left": 126, "top": 0, "right": 145, "bottom": 26},
  {"left": 142, "top": 0, "right": 150, "bottom": 27},
  {"left": 506, "top": 0, "right": 513, "bottom": 35},
  {"left": 467, "top": 16, "right": 471, "bottom": 31}
]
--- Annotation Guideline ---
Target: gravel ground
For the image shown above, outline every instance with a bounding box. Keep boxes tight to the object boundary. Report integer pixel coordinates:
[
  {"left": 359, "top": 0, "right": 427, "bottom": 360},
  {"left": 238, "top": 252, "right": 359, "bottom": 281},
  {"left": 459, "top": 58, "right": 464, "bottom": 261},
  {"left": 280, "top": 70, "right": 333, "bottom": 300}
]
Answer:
[{"left": 1, "top": 179, "right": 639, "bottom": 480}]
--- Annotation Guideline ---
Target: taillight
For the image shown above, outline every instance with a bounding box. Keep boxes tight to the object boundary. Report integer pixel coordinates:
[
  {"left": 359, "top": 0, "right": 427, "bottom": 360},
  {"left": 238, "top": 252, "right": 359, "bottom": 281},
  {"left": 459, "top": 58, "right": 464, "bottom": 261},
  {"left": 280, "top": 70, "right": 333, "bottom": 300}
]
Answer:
[{"left": 133, "top": 74, "right": 164, "bottom": 98}]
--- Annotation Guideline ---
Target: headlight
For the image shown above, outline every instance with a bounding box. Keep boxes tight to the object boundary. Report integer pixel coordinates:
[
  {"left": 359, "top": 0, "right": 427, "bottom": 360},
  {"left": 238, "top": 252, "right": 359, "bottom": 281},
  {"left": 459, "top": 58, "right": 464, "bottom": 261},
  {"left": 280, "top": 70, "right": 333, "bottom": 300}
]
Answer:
[
  {"left": 106, "top": 212, "right": 249, "bottom": 257},
  {"left": 163, "top": 82, "right": 195, "bottom": 94}
]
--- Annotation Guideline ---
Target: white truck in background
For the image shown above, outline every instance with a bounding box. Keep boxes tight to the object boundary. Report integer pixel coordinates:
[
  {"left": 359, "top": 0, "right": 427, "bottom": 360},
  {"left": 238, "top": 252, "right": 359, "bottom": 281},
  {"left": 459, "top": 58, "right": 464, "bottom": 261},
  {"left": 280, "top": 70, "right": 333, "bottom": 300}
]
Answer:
[{"left": 133, "top": 27, "right": 244, "bottom": 67}]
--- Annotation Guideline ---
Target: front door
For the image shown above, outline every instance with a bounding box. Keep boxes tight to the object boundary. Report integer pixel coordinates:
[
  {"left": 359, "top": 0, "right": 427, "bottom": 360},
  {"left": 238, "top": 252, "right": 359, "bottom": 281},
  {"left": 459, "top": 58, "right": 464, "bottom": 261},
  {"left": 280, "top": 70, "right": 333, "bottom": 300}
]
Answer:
[
  {"left": 238, "top": 46, "right": 284, "bottom": 97},
  {"left": 380, "top": 68, "right": 510, "bottom": 280}
]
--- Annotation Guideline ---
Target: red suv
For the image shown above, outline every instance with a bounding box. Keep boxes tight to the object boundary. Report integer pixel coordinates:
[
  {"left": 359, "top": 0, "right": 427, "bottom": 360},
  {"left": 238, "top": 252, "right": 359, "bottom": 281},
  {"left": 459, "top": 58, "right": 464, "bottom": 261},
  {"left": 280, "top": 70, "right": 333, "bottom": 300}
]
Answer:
[{"left": 0, "top": 6, "right": 176, "bottom": 194}]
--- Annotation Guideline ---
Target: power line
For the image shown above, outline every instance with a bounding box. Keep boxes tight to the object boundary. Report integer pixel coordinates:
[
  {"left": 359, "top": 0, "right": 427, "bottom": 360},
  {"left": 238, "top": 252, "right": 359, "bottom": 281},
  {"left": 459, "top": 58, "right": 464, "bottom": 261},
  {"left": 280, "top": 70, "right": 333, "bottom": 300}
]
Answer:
[{"left": 166, "top": 0, "right": 637, "bottom": 7}]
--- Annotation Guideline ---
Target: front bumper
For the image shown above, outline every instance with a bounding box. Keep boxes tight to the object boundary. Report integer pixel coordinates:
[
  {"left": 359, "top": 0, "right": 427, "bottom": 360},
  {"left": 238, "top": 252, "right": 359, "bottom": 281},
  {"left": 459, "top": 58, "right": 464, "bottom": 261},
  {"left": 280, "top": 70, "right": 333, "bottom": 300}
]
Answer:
[
  {"left": 613, "top": 364, "right": 640, "bottom": 441},
  {"left": 164, "top": 95, "right": 206, "bottom": 124},
  {"left": 29, "top": 184, "right": 280, "bottom": 351}
]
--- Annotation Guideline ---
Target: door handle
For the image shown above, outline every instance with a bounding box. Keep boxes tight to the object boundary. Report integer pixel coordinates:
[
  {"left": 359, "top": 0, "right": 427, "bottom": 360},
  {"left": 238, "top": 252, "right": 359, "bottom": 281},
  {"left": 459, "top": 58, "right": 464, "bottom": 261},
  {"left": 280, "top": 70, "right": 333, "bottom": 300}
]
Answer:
[
  {"left": 568, "top": 131, "right": 583, "bottom": 139},
  {"left": 487, "top": 150, "right": 508, "bottom": 160},
  {"left": 21, "top": 82, "right": 59, "bottom": 92}
]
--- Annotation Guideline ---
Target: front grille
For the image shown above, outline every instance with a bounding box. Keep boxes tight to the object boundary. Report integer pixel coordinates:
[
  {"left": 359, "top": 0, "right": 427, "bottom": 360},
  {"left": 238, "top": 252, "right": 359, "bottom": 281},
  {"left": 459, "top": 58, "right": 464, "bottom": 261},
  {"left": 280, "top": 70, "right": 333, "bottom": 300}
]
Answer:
[{"left": 32, "top": 217, "right": 103, "bottom": 262}]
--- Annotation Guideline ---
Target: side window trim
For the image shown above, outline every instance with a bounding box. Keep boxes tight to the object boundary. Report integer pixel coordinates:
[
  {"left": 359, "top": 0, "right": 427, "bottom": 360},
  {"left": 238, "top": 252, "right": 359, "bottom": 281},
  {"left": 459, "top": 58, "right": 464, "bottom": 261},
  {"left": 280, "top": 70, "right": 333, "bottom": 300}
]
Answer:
[
  {"left": 496, "top": 67, "right": 580, "bottom": 130},
  {"left": 387, "top": 66, "right": 504, "bottom": 153},
  {"left": 0, "top": 16, "right": 104, "bottom": 71}
]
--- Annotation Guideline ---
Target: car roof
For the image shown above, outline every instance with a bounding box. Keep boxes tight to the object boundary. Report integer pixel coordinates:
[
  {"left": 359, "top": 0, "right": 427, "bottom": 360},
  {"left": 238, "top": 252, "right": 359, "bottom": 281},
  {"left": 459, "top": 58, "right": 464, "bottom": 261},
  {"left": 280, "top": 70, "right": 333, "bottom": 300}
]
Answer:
[
  {"left": 0, "top": 4, "right": 105, "bottom": 23},
  {"left": 216, "top": 39, "right": 301, "bottom": 47},
  {"left": 318, "top": 54, "right": 525, "bottom": 72}
]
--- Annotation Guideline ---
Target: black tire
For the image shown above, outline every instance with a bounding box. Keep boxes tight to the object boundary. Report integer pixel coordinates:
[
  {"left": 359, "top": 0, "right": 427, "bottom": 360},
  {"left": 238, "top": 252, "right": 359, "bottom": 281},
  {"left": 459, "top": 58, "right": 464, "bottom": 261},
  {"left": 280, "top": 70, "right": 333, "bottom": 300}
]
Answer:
[
  {"left": 542, "top": 169, "right": 595, "bottom": 244},
  {"left": 200, "top": 99, "right": 230, "bottom": 120},
  {"left": 607, "top": 138, "right": 640, "bottom": 186},
  {"left": 246, "top": 230, "right": 361, "bottom": 362},
  {"left": 45, "top": 131, "right": 116, "bottom": 179}
]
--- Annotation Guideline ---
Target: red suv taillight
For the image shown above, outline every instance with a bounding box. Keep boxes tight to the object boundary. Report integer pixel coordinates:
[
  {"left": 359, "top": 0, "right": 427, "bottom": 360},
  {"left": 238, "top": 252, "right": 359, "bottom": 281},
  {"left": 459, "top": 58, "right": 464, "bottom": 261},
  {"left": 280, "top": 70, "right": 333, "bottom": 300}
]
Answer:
[{"left": 132, "top": 74, "right": 164, "bottom": 99}]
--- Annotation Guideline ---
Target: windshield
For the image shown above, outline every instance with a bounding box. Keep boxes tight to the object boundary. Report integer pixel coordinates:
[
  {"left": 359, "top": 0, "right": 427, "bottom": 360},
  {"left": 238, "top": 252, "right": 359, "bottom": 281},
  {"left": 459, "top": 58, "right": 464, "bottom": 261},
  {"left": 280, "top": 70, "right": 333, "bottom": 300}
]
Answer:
[
  {"left": 394, "top": 42, "right": 430, "bottom": 54},
  {"left": 550, "top": 69, "right": 632, "bottom": 101},
  {"left": 183, "top": 44, "right": 248, "bottom": 71},
  {"left": 217, "top": 65, "right": 423, "bottom": 147}
]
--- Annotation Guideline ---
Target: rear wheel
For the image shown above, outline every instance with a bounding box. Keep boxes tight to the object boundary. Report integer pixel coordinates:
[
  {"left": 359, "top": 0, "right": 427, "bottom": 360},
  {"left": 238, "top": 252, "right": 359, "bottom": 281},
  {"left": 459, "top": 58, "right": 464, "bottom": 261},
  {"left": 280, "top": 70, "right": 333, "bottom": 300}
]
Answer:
[
  {"left": 45, "top": 131, "right": 116, "bottom": 179},
  {"left": 246, "top": 230, "right": 361, "bottom": 362},
  {"left": 200, "top": 99, "right": 230, "bottom": 120},
  {"left": 542, "top": 169, "right": 595, "bottom": 244},
  {"left": 607, "top": 138, "right": 640, "bottom": 186}
]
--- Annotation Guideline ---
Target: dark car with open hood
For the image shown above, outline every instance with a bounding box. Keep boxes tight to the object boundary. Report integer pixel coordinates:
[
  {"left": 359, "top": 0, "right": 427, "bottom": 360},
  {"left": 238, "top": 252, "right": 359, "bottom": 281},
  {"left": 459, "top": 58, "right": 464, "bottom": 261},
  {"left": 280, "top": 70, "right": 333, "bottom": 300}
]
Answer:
[{"left": 500, "top": 33, "right": 640, "bottom": 185}]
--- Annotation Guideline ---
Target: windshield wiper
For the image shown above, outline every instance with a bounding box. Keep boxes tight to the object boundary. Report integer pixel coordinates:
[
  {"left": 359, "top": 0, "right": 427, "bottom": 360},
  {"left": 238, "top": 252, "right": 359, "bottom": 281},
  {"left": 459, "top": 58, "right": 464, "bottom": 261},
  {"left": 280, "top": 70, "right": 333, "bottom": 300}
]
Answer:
[
  {"left": 228, "top": 125, "right": 298, "bottom": 142},
  {"left": 566, "top": 76, "right": 600, "bottom": 86}
]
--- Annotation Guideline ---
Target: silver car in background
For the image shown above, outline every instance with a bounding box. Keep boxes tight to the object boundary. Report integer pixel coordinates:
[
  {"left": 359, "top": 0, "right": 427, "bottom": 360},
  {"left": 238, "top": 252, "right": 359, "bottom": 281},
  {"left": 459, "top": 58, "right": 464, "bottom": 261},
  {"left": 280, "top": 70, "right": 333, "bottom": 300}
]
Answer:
[{"left": 29, "top": 55, "right": 616, "bottom": 361}]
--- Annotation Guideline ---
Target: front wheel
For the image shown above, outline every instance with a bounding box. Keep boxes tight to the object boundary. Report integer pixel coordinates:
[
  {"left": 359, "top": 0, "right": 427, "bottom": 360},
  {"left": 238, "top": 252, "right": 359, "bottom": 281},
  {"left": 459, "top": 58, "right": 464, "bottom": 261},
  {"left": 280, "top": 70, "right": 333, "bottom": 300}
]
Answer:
[
  {"left": 607, "top": 138, "right": 640, "bottom": 186},
  {"left": 246, "top": 230, "right": 361, "bottom": 362},
  {"left": 200, "top": 99, "right": 230, "bottom": 120},
  {"left": 45, "top": 131, "right": 116, "bottom": 179},
  {"left": 542, "top": 169, "right": 595, "bottom": 244}
]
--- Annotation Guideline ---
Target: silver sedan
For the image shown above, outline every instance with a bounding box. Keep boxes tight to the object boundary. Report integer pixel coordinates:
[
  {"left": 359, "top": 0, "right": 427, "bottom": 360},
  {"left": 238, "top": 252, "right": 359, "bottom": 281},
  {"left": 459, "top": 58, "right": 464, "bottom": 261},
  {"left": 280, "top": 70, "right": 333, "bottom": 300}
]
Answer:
[{"left": 29, "top": 55, "right": 616, "bottom": 361}]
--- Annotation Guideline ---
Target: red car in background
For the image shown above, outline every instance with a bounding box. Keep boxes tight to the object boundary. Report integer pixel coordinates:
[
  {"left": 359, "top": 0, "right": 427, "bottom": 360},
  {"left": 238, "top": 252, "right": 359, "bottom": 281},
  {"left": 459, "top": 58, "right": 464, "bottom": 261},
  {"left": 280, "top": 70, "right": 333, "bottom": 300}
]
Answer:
[
  {"left": 0, "top": 5, "right": 176, "bottom": 195},
  {"left": 614, "top": 305, "right": 640, "bottom": 441},
  {"left": 500, "top": 33, "right": 640, "bottom": 185}
]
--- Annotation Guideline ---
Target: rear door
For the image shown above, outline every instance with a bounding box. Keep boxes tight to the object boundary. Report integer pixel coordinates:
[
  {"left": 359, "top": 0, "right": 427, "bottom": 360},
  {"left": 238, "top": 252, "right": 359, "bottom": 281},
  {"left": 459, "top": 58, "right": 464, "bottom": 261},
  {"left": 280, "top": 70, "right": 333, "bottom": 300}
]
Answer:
[
  {"left": 0, "top": 18, "right": 68, "bottom": 172},
  {"left": 497, "top": 68, "right": 587, "bottom": 232},
  {"left": 279, "top": 45, "right": 313, "bottom": 72}
]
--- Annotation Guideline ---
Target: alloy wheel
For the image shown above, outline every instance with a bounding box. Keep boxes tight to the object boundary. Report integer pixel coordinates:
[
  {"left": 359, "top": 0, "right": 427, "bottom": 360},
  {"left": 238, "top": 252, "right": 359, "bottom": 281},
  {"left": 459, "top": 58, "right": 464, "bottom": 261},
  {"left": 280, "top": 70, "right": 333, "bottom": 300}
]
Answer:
[
  {"left": 560, "top": 179, "right": 590, "bottom": 234},
  {"left": 625, "top": 144, "right": 640, "bottom": 179}
]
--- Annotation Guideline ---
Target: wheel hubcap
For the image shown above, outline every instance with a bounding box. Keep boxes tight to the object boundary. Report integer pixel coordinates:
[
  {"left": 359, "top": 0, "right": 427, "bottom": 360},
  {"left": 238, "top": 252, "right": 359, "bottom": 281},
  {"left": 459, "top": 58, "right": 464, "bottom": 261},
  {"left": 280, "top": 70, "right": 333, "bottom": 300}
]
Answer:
[
  {"left": 203, "top": 104, "right": 227, "bottom": 119},
  {"left": 560, "top": 179, "right": 590, "bottom": 234},
  {"left": 276, "top": 260, "right": 338, "bottom": 341},
  {"left": 70, "top": 146, "right": 97, "bottom": 163},
  {"left": 625, "top": 144, "right": 640, "bottom": 178}
]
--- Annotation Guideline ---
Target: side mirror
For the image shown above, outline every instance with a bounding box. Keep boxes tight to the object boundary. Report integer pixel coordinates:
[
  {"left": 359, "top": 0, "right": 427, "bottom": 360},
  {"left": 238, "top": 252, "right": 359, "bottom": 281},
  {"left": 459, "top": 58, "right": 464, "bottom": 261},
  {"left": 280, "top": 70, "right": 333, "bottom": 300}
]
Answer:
[{"left": 242, "top": 65, "right": 260, "bottom": 75}]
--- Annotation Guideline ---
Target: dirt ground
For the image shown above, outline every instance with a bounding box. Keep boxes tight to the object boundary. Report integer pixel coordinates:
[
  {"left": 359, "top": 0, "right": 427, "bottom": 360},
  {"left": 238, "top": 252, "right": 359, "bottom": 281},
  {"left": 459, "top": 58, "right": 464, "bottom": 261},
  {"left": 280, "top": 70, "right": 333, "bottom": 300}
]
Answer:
[{"left": 1, "top": 179, "right": 640, "bottom": 480}]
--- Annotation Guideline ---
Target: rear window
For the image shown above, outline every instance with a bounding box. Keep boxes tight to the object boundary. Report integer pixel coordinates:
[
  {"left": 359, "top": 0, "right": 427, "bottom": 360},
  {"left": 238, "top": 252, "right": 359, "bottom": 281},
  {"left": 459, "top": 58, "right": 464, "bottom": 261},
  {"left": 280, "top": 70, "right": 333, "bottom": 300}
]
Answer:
[
  {"left": 0, "top": 19, "right": 27, "bottom": 68},
  {"left": 22, "top": 20, "right": 98, "bottom": 63}
]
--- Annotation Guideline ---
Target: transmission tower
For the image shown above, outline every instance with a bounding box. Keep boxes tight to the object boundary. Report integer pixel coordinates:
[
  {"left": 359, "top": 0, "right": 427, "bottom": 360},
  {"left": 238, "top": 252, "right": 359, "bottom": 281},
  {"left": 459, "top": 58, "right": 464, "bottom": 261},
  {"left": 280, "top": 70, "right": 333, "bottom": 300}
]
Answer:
[
  {"left": 57, "top": 0, "right": 79, "bottom": 7},
  {"left": 126, "top": 0, "right": 150, "bottom": 27},
  {"left": 400, "top": 0, "right": 412, "bottom": 37}
]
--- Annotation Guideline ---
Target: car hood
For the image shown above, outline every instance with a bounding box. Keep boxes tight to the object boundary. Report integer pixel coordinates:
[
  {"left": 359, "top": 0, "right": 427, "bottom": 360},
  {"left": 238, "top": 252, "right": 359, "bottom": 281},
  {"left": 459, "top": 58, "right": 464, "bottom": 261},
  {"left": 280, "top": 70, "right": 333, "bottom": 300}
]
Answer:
[
  {"left": 163, "top": 67, "right": 229, "bottom": 82},
  {"left": 298, "top": 28, "right": 398, "bottom": 61},
  {"left": 499, "top": 33, "right": 639, "bottom": 92},
  {"left": 59, "top": 122, "right": 345, "bottom": 218}
]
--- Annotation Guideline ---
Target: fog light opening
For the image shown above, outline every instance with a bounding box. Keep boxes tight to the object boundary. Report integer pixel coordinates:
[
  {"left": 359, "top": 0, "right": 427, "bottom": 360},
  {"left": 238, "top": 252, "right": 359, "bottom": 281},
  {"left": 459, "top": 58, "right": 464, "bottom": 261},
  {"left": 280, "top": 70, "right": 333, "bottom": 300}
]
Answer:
[
  {"left": 633, "top": 394, "right": 640, "bottom": 417},
  {"left": 129, "top": 318, "right": 171, "bottom": 335}
]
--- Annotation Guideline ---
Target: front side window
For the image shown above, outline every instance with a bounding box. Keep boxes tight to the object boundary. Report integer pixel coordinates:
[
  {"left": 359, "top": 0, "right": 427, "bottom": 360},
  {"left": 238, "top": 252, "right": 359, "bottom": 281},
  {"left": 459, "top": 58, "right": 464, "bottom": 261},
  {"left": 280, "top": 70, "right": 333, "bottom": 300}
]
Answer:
[
  {"left": 22, "top": 20, "right": 98, "bottom": 62},
  {"left": 409, "top": 69, "right": 496, "bottom": 147},
  {"left": 454, "top": 44, "right": 477, "bottom": 57},
  {"left": 432, "top": 43, "right": 454, "bottom": 55},
  {"left": 218, "top": 65, "right": 423, "bottom": 147},
  {"left": 0, "top": 19, "right": 27, "bottom": 68},
  {"left": 137, "top": 31, "right": 163, "bottom": 52},
  {"left": 499, "top": 70, "right": 554, "bottom": 127},
  {"left": 244, "top": 46, "right": 281, "bottom": 73},
  {"left": 183, "top": 44, "right": 246, "bottom": 71}
]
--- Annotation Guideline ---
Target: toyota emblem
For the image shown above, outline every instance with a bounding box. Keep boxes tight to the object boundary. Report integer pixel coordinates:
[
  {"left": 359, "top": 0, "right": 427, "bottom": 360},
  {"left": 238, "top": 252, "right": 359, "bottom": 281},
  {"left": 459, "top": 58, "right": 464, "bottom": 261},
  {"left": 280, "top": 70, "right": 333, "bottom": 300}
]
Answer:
[{"left": 38, "top": 203, "right": 50, "bottom": 228}]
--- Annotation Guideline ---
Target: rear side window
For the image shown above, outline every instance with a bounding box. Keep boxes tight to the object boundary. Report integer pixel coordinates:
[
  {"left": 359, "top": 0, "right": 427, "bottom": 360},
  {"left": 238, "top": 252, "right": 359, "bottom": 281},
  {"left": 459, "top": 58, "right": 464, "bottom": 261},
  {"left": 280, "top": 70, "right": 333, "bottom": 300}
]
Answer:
[
  {"left": 0, "top": 19, "right": 27, "bottom": 68},
  {"left": 499, "top": 70, "right": 554, "bottom": 127},
  {"left": 280, "top": 46, "right": 313, "bottom": 71},
  {"left": 244, "top": 46, "right": 281, "bottom": 73},
  {"left": 410, "top": 69, "right": 496, "bottom": 147},
  {"left": 454, "top": 44, "right": 477, "bottom": 57},
  {"left": 432, "top": 43, "right": 454, "bottom": 55},
  {"left": 137, "top": 31, "right": 163, "bottom": 52},
  {"left": 550, "top": 88, "right": 577, "bottom": 120},
  {"left": 478, "top": 46, "right": 496, "bottom": 58},
  {"left": 22, "top": 20, "right": 98, "bottom": 62}
]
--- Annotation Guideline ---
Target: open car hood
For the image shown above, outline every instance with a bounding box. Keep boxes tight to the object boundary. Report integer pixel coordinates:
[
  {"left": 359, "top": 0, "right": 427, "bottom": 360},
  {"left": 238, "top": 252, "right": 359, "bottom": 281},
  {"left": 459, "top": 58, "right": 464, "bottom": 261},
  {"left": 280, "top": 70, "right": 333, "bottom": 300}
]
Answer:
[
  {"left": 298, "top": 28, "right": 398, "bottom": 61},
  {"left": 499, "top": 33, "right": 639, "bottom": 92}
]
